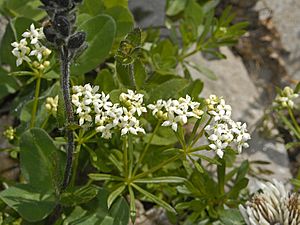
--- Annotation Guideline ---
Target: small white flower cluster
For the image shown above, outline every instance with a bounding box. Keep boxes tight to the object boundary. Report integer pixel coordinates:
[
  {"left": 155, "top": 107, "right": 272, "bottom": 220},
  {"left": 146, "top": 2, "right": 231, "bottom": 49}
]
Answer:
[
  {"left": 45, "top": 95, "right": 59, "bottom": 116},
  {"left": 239, "top": 179, "right": 300, "bottom": 225},
  {"left": 11, "top": 24, "right": 51, "bottom": 68},
  {"left": 273, "top": 86, "right": 299, "bottom": 109},
  {"left": 72, "top": 84, "right": 146, "bottom": 139},
  {"left": 148, "top": 95, "right": 204, "bottom": 132},
  {"left": 205, "top": 95, "right": 250, "bottom": 158}
]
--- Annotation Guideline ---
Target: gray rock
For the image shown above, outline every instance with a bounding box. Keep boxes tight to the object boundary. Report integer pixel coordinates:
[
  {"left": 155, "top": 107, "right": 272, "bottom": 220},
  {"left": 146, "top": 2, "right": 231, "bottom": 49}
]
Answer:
[
  {"left": 255, "top": 0, "right": 300, "bottom": 81},
  {"left": 187, "top": 47, "right": 292, "bottom": 182},
  {"left": 129, "top": 0, "right": 166, "bottom": 28}
]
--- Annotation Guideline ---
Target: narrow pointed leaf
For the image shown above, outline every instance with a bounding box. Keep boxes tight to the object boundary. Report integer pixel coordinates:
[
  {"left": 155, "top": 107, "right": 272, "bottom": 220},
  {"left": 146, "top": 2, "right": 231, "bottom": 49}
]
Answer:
[
  {"left": 128, "top": 186, "right": 136, "bottom": 223},
  {"left": 88, "top": 173, "right": 124, "bottom": 182},
  {"left": 134, "top": 176, "right": 186, "bottom": 184},
  {"left": 107, "top": 185, "right": 126, "bottom": 208},
  {"left": 131, "top": 184, "right": 176, "bottom": 214}
]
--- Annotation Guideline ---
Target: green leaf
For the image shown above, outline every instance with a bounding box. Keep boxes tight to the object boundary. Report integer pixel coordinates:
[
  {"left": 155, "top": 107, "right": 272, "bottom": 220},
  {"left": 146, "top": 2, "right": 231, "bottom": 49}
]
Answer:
[
  {"left": 79, "top": 0, "right": 104, "bottom": 16},
  {"left": 107, "top": 185, "right": 126, "bottom": 208},
  {"left": 194, "top": 161, "right": 204, "bottom": 173},
  {"left": 128, "top": 186, "right": 136, "bottom": 223},
  {"left": 71, "top": 15, "right": 116, "bottom": 75},
  {"left": 0, "top": 22, "right": 17, "bottom": 68},
  {"left": 134, "top": 176, "right": 186, "bottom": 183},
  {"left": 64, "top": 206, "right": 115, "bottom": 225},
  {"left": 185, "top": 61, "right": 217, "bottom": 80},
  {"left": 64, "top": 188, "right": 129, "bottom": 225},
  {"left": 148, "top": 78, "right": 189, "bottom": 102},
  {"left": 133, "top": 60, "right": 147, "bottom": 90},
  {"left": 235, "top": 160, "right": 249, "bottom": 183},
  {"left": 115, "top": 28, "right": 142, "bottom": 65},
  {"left": 286, "top": 142, "right": 300, "bottom": 150},
  {"left": 219, "top": 209, "right": 245, "bottom": 225},
  {"left": 13, "top": 17, "right": 38, "bottom": 41},
  {"left": 94, "top": 69, "right": 116, "bottom": 93},
  {"left": 143, "top": 133, "right": 178, "bottom": 146},
  {"left": 110, "top": 197, "right": 130, "bottom": 225},
  {"left": 105, "top": 6, "right": 134, "bottom": 39},
  {"left": 20, "top": 128, "right": 65, "bottom": 192},
  {"left": 0, "top": 67, "right": 20, "bottom": 101},
  {"left": 227, "top": 178, "right": 248, "bottom": 199},
  {"left": 89, "top": 173, "right": 124, "bottom": 182},
  {"left": 3, "top": 0, "right": 46, "bottom": 20},
  {"left": 0, "top": 184, "right": 56, "bottom": 222},
  {"left": 131, "top": 184, "right": 176, "bottom": 214},
  {"left": 60, "top": 185, "right": 99, "bottom": 207},
  {"left": 203, "top": 0, "right": 220, "bottom": 14},
  {"left": 103, "top": 0, "right": 128, "bottom": 8},
  {"left": 166, "top": 0, "right": 188, "bottom": 16},
  {"left": 191, "top": 153, "right": 221, "bottom": 166}
]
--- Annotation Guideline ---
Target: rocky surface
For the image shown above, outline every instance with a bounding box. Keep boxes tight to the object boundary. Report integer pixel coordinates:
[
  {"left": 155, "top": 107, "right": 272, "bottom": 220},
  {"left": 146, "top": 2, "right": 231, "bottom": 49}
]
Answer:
[
  {"left": 188, "top": 47, "right": 292, "bottom": 184},
  {"left": 255, "top": 0, "right": 300, "bottom": 81}
]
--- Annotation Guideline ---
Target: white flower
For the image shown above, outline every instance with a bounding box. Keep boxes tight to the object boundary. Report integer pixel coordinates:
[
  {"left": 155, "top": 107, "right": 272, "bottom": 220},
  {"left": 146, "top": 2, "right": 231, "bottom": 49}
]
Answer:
[
  {"left": 207, "top": 96, "right": 232, "bottom": 122},
  {"left": 239, "top": 179, "right": 300, "bottom": 225},
  {"left": 72, "top": 85, "right": 146, "bottom": 138},
  {"left": 29, "top": 43, "right": 51, "bottom": 61},
  {"left": 11, "top": 39, "right": 31, "bottom": 66},
  {"left": 204, "top": 95, "right": 250, "bottom": 158},
  {"left": 22, "top": 23, "right": 44, "bottom": 45},
  {"left": 120, "top": 89, "right": 147, "bottom": 116},
  {"left": 11, "top": 25, "right": 50, "bottom": 67},
  {"left": 45, "top": 95, "right": 59, "bottom": 116},
  {"left": 148, "top": 95, "right": 203, "bottom": 132}
]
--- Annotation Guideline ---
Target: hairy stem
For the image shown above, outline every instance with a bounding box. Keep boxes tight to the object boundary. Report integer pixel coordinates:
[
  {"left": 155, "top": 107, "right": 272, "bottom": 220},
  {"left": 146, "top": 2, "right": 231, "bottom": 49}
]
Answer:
[
  {"left": 60, "top": 45, "right": 75, "bottom": 191},
  {"left": 30, "top": 76, "right": 41, "bottom": 128}
]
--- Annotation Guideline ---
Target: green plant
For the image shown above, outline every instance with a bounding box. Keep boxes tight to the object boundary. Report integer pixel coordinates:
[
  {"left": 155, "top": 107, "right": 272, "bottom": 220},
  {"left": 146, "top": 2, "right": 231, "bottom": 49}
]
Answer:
[{"left": 0, "top": 0, "right": 250, "bottom": 224}]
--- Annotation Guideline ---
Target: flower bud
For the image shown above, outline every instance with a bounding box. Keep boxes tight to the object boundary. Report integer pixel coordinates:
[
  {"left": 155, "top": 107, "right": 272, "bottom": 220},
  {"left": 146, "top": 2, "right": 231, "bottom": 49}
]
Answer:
[
  {"left": 43, "top": 48, "right": 52, "bottom": 56},
  {"left": 55, "top": 0, "right": 70, "bottom": 7},
  {"left": 33, "top": 61, "right": 40, "bottom": 68},
  {"left": 67, "top": 32, "right": 86, "bottom": 49},
  {"left": 54, "top": 15, "right": 70, "bottom": 37},
  {"left": 43, "top": 26, "right": 56, "bottom": 43},
  {"left": 43, "top": 61, "right": 50, "bottom": 67}
]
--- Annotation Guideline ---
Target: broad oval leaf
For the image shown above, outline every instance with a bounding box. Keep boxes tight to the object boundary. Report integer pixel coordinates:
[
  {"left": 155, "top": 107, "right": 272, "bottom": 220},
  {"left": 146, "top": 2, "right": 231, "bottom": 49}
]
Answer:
[
  {"left": 0, "top": 184, "right": 56, "bottom": 222},
  {"left": 20, "top": 128, "right": 65, "bottom": 192},
  {"left": 71, "top": 15, "right": 116, "bottom": 75}
]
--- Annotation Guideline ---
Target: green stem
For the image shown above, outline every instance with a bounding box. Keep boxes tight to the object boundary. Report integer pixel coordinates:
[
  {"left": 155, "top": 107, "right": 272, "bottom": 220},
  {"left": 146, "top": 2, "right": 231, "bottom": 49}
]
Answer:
[
  {"left": 134, "top": 154, "right": 181, "bottom": 180},
  {"left": 190, "top": 116, "right": 212, "bottom": 148},
  {"left": 123, "top": 137, "right": 128, "bottom": 178},
  {"left": 83, "top": 130, "right": 98, "bottom": 142},
  {"left": 133, "top": 121, "right": 161, "bottom": 176},
  {"left": 30, "top": 76, "right": 41, "bottom": 128},
  {"left": 128, "top": 135, "right": 134, "bottom": 179},
  {"left": 41, "top": 114, "right": 50, "bottom": 129},
  {"left": 217, "top": 158, "right": 225, "bottom": 195},
  {"left": 70, "top": 145, "right": 81, "bottom": 187},
  {"left": 288, "top": 107, "right": 300, "bottom": 134}
]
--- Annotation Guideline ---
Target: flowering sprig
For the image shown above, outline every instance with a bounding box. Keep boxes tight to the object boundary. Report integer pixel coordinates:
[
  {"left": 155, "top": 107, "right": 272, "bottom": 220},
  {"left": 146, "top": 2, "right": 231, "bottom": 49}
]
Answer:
[
  {"left": 239, "top": 179, "right": 300, "bottom": 225},
  {"left": 11, "top": 24, "right": 51, "bottom": 68},
  {"left": 148, "top": 95, "right": 204, "bottom": 132},
  {"left": 72, "top": 85, "right": 146, "bottom": 139},
  {"left": 273, "top": 86, "right": 299, "bottom": 109},
  {"left": 205, "top": 95, "right": 251, "bottom": 158}
]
